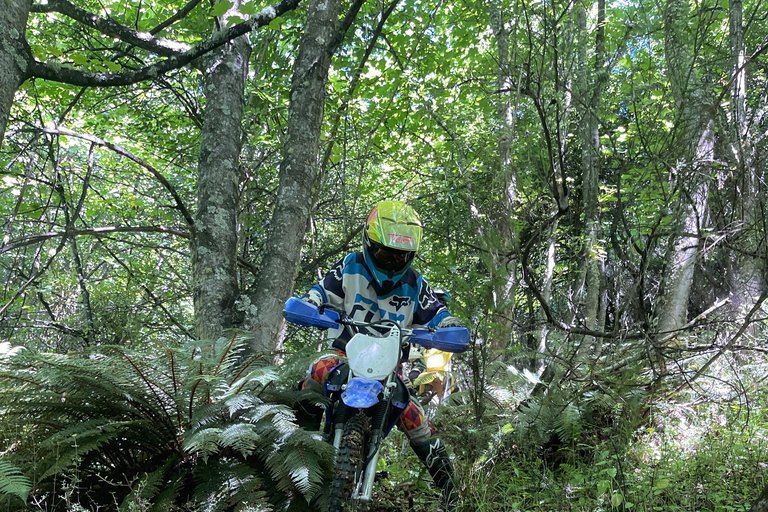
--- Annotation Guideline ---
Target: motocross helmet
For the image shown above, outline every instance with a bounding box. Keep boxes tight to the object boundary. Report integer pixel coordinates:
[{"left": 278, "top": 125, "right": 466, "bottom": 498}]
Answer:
[{"left": 363, "top": 200, "right": 422, "bottom": 290}]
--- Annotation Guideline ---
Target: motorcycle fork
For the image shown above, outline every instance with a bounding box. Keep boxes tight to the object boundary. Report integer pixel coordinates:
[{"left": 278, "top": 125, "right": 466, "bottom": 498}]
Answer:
[
  {"left": 332, "top": 373, "right": 396, "bottom": 503},
  {"left": 359, "top": 373, "right": 398, "bottom": 501}
]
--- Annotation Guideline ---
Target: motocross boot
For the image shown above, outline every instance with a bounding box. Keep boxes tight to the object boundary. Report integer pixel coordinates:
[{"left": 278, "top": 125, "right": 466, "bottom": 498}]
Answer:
[
  {"left": 294, "top": 379, "right": 324, "bottom": 431},
  {"left": 411, "top": 437, "right": 458, "bottom": 511},
  {"left": 294, "top": 400, "right": 324, "bottom": 431}
]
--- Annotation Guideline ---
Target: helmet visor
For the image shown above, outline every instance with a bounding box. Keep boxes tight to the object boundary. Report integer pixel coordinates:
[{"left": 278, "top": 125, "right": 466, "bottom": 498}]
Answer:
[{"left": 366, "top": 238, "right": 415, "bottom": 274}]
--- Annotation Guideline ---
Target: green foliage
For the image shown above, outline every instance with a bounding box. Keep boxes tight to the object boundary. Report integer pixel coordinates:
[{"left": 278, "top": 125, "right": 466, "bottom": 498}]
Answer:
[
  {"left": 0, "top": 460, "right": 30, "bottom": 505},
  {"left": 4, "top": 0, "right": 768, "bottom": 509},
  {"left": 0, "top": 334, "right": 334, "bottom": 511},
  {"left": 446, "top": 376, "right": 768, "bottom": 512}
]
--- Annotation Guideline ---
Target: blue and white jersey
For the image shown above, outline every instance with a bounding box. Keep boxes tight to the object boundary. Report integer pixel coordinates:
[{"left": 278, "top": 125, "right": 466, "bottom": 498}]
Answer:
[{"left": 305, "top": 252, "right": 450, "bottom": 342}]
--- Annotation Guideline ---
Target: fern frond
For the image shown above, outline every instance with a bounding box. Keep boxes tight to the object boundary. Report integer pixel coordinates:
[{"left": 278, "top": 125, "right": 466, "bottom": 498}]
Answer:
[
  {"left": 243, "top": 403, "right": 294, "bottom": 427},
  {"left": 118, "top": 456, "right": 177, "bottom": 512},
  {"left": 487, "top": 385, "right": 517, "bottom": 406},
  {"left": 263, "top": 428, "right": 333, "bottom": 500},
  {"left": 220, "top": 394, "right": 260, "bottom": 418},
  {"left": 263, "top": 388, "right": 329, "bottom": 410},
  {"left": 228, "top": 366, "right": 279, "bottom": 394},
  {"left": 37, "top": 418, "right": 122, "bottom": 448},
  {"left": 0, "top": 459, "right": 30, "bottom": 503},
  {"left": 553, "top": 403, "right": 583, "bottom": 443},
  {"left": 0, "top": 342, "right": 25, "bottom": 359},
  {"left": 184, "top": 427, "right": 225, "bottom": 459},
  {"left": 192, "top": 458, "right": 267, "bottom": 512},
  {"left": 218, "top": 423, "right": 263, "bottom": 457},
  {"left": 150, "top": 470, "right": 186, "bottom": 512}
]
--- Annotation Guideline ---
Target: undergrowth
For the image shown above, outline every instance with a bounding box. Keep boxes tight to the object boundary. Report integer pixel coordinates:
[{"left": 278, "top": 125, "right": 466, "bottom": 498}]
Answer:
[
  {"left": 450, "top": 388, "right": 768, "bottom": 512},
  {"left": 2, "top": 336, "right": 768, "bottom": 512}
]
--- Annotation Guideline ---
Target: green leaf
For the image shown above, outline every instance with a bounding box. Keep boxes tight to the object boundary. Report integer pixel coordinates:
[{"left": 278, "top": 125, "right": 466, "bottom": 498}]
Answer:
[
  {"left": 227, "top": 15, "right": 244, "bottom": 27},
  {"left": 240, "top": 1, "right": 259, "bottom": 15},
  {"left": 0, "top": 460, "right": 31, "bottom": 503},
  {"left": 269, "top": 17, "right": 284, "bottom": 30},
  {"left": 209, "top": 1, "right": 234, "bottom": 17}
]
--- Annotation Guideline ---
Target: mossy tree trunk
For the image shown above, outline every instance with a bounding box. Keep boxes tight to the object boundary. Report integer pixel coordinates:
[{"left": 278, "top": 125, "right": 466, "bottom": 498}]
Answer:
[
  {"left": 726, "top": 0, "right": 765, "bottom": 318},
  {"left": 656, "top": 0, "right": 714, "bottom": 343},
  {"left": 0, "top": 0, "right": 32, "bottom": 149},
  {"left": 486, "top": 0, "right": 519, "bottom": 356},
  {"left": 243, "top": 0, "right": 364, "bottom": 355},
  {"left": 574, "top": 0, "right": 606, "bottom": 360},
  {"left": 192, "top": 0, "right": 252, "bottom": 342}
]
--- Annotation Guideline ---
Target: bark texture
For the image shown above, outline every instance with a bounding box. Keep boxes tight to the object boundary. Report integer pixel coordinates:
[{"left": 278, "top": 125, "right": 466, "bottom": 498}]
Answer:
[
  {"left": 657, "top": 0, "right": 713, "bottom": 338},
  {"left": 0, "top": 0, "right": 33, "bottom": 149},
  {"left": 487, "top": 0, "right": 519, "bottom": 355},
  {"left": 192, "top": 4, "right": 252, "bottom": 341},
  {"left": 243, "top": 0, "right": 343, "bottom": 355},
  {"left": 727, "top": 0, "right": 765, "bottom": 315},
  {"left": 575, "top": 0, "right": 605, "bottom": 354}
]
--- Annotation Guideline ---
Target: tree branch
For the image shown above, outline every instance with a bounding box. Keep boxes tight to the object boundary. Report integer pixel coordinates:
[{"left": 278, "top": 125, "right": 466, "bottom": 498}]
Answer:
[
  {"left": 0, "top": 234, "right": 69, "bottom": 319},
  {"left": 148, "top": 0, "right": 204, "bottom": 35},
  {"left": 0, "top": 226, "right": 189, "bottom": 256},
  {"left": 96, "top": 239, "right": 196, "bottom": 340},
  {"left": 39, "top": 127, "right": 196, "bottom": 228},
  {"left": 27, "top": 0, "right": 301, "bottom": 87},
  {"left": 673, "top": 290, "right": 768, "bottom": 393},
  {"left": 31, "top": 0, "right": 192, "bottom": 57}
]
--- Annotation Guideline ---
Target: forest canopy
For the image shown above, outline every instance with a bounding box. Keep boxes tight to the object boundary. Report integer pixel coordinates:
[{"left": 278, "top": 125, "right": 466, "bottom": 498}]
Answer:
[{"left": 1, "top": 0, "right": 767, "bottom": 510}]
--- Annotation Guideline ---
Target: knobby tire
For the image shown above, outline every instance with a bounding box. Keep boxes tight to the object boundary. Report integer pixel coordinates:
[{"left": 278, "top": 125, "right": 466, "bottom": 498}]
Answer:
[{"left": 328, "top": 411, "right": 371, "bottom": 512}]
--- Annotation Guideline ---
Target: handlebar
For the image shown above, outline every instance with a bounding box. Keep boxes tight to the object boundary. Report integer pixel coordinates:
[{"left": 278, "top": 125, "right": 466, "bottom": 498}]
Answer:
[{"left": 282, "top": 297, "right": 470, "bottom": 353}]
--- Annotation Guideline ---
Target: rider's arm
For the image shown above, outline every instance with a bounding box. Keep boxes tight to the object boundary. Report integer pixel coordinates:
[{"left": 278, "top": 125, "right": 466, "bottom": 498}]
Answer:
[
  {"left": 412, "top": 278, "right": 452, "bottom": 329},
  {"left": 304, "top": 254, "right": 351, "bottom": 308}
]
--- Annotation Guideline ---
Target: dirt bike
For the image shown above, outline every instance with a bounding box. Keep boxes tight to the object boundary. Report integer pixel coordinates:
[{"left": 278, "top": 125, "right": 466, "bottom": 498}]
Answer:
[{"left": 282, "top": 297, "right": 469, "bottom": 511}]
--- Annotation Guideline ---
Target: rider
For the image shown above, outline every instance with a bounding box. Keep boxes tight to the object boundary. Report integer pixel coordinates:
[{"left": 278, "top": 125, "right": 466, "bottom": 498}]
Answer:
[
  {"left": 408, "top": 289, "right": 456, "bottom": 401},
  {"left": 298, "top": 200, "right": 461, "bottom": 510}
]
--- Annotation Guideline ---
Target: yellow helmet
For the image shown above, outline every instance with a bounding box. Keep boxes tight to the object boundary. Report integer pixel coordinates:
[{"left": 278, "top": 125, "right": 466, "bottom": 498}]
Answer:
[{"left": 363, "top": 201, "right": 422, "bottom": 288}]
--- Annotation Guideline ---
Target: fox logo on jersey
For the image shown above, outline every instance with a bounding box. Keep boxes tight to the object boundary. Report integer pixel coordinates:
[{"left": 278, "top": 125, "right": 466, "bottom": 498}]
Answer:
[
  {"left": 329, "top": 260, "right": 344, "bottom": 282},
  {"left": 389, "top": 295, "right": 410, "bottom": 310}
]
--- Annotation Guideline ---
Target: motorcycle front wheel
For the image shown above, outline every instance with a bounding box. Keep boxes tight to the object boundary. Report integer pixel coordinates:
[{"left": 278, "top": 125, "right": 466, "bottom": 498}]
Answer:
[{"left": 328, "top": 411, "right": 371, "bottom": 511}]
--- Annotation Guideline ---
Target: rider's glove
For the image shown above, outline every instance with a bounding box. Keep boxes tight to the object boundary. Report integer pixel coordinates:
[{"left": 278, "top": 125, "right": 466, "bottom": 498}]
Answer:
[
  {"left": 437, "top": 316, "right": 463, "bottom": 328},
  {"left": 303, "top": 292, "right": 321, "bottom": 308},
  {"left": 408, "top": 344, "right": 425, "bottom": 361}
]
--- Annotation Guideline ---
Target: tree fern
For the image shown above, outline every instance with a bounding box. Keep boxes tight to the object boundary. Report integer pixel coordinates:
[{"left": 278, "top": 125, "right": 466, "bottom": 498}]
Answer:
[
  {"left": 267, "top": 429, "right": 333, "bottom": 498},
  {"left": 0, "top": 459, "right": 30, "bottom": 504},
  {"left": 0, "top": 331, "right": 335, "bottom": 510},
  {"left": 118, "top": 456, "right": 178, "bottom": 512}
]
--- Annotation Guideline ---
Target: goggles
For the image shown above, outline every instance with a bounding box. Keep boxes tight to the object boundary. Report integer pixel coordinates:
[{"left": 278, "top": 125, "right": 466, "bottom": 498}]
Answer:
[{"left": 365, "top": 238, "right": 415, "bottom": 273}]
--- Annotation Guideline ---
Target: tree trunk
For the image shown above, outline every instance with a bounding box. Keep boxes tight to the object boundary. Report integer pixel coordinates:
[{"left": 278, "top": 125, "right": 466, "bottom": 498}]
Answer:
[
  {"left": 657, "top": 0, "right": 713, "bottom": 339},
  {"left": 575, "top": 0, "right": 605, "bottom": 357},
  {"left": 0, "top": 0, "right": 32, "bottom": 149},
  {"left": 727, "top": 0, "right": 764, "bottom": 316},
  {"left": 750, "top": 484, "right": 768, "bottom": 512},
  {"left": 487, "top": 0, "right": 518, "bottom": 354},
  {"left": 243, "top": 0, "right": 344, "bottom": 355},
  {"left": 192, "top": 1, "right": 252, "bottom": 341}
]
